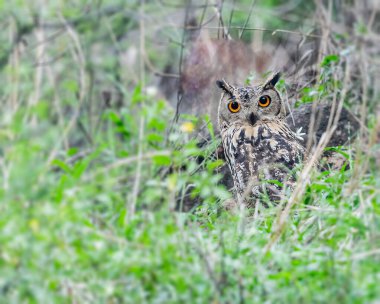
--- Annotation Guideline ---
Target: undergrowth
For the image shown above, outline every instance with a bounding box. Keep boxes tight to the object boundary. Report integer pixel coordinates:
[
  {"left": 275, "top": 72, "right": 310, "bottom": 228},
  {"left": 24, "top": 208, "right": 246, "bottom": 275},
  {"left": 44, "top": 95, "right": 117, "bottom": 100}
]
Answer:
[
  {"left": 0, "top": 0, "right": 379, "bottom": 303},
  {"left": 1, "top": 74, "right": 379, "bottom": 303}
]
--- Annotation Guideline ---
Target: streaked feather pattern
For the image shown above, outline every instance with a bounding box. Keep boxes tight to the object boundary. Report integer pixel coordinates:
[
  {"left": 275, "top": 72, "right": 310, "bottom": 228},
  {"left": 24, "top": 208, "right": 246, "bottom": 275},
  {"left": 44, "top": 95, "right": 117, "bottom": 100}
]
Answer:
[
  {"left": 221, "top": 119, "right": 305, "bottom": 206},
  {"left": 216, "top": 74, "right": 306, "bottom": 207}
]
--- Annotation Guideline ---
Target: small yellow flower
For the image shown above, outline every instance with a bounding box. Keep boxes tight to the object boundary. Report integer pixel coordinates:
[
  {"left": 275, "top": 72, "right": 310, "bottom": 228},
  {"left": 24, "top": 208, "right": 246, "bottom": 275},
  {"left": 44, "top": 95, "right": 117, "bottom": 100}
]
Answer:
[
  {"left": 29, "top": 219, "right": 40, "bottom": 233},
  {"left": 180, "top": 121, "right": 195, "bottom": 133}
]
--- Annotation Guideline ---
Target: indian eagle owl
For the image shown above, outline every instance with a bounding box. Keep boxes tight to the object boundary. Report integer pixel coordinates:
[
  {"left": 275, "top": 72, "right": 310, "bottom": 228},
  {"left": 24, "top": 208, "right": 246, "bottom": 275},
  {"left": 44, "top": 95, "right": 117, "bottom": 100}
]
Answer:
[{"left": 216, "top": 72, "right": 306, "bottom": 207}]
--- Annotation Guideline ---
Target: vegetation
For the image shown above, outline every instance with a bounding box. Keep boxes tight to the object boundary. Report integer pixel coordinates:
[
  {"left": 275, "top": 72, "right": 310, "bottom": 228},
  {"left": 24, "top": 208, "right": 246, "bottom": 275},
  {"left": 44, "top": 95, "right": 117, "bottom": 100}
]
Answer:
[{"left": 0, "top": 0, "right": 379, "bottom": 303}]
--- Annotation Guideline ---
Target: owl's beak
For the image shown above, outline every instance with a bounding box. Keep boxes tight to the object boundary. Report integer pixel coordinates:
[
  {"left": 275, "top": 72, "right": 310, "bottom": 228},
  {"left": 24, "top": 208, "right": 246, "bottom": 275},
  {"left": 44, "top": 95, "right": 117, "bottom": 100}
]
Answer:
[{"left": 248, "top": 113, "right": 258, "bottom": 126}]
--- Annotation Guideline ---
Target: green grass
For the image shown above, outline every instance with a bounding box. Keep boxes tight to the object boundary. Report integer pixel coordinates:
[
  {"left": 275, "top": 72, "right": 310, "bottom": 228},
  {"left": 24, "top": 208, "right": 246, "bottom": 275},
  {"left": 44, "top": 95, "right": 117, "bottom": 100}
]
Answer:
[
  {"left": 0, "top": 0, "right": 380, "bottom": 303},
  {"left": 1, "top": 78, "right": 379, "bottom": 302}
]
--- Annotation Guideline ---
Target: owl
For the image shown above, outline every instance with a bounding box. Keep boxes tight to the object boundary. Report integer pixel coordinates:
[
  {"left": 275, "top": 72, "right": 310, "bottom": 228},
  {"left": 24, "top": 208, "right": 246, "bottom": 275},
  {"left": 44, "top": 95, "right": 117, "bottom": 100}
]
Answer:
[{"left": 216, "top": 72, "right": 306, "bottom": 207}]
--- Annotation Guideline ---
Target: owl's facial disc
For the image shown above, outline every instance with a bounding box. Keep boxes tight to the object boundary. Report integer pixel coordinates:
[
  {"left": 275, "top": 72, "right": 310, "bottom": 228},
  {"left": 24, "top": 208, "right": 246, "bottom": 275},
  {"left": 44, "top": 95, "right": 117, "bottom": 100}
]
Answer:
[{"left": 216, "top": 74, "right": 284, "bottom": 130}]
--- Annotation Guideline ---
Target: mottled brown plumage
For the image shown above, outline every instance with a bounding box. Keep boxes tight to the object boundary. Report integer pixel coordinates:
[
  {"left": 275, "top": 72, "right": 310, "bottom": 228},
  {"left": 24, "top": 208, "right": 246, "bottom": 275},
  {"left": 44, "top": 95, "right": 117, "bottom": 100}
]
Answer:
[{"left": 216, "top": 73, "right": 305, "bottom": 207}]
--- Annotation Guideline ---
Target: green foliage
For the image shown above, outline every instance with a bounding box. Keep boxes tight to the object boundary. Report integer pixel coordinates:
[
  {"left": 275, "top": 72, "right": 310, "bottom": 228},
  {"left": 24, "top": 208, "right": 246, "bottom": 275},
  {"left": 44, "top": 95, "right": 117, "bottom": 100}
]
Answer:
[
  {"left": 297, "top": 54, "right": 345, "bottom": 107},
  {"left": 0, "top": 1, "right": 379, "bottom": 303},
  {"left": 2, "top": 79, "right": 380, "bottom": 303}
]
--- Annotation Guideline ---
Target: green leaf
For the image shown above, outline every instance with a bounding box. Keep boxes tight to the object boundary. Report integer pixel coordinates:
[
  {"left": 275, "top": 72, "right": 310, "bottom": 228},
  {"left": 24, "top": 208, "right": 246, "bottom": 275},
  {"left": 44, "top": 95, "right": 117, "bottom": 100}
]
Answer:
[
  {"left": 67, "top": 147, "right": 79, "bottom": 157},
  {"left": 324, "top": 146, "right": 350, "bottom": 160},
  {"left": 63, "top": 79, "right": 79, "bottom": 92},
  {"left": 147, "top": 133, "right": 164, "bottom": 143},
  {"left": 206, "top": 159, "right": 224, "bottom": 171},
  {"left": 266, "top": 179, "right": 284, "bottom": 187},
  {"left": 321, "top": 54, "right": 340, "bottom": 67},
  {"left": 152, "top": 154, "right": 171, "bottom": 166},
  {"left": 132, "top": 84, "right": 144, "bottom": 104},
  {"left": 51, "top": 159, "right": 72, "bottom": 173},
  {"left": 203, "top": 115, "right": 215, "bottom": 140},
  {"left": 147, "top": 117, "right": 166, "bottom": 131}
]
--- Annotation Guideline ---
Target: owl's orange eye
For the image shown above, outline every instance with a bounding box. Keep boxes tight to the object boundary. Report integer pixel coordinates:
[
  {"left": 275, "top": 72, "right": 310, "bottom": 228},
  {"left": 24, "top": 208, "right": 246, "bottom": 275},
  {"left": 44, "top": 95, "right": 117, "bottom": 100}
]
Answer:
[
  {"left": 258, "top": 95, "right": 271, "bottom": 107},
  {"left": 228, "top": 101, "right": 241, "bottom": 113}
]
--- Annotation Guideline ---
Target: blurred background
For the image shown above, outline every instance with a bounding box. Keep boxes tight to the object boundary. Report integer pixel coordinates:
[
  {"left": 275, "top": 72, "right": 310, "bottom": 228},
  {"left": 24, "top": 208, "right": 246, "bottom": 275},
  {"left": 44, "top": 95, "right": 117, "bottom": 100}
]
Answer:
[{"left": 1, "top": 0, "right": 380, "bottom": 302}]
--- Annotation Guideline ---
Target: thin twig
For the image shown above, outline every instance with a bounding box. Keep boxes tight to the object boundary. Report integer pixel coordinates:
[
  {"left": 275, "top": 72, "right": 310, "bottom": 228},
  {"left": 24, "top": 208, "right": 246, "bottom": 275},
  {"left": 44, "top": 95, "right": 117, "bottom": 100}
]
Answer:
[
  {"left": 239, "top": 0, "right": 256, "bottom": 39},
  {"left": 227, "top": 0, "right": 236, "bottom": 36},
  {"left": 83, "top": 150, "right": 171, "bottom": 181},
  {"left": 127, "top": 1, "right": 146, "bottom": 223},
  {"left": 172, "top": 0, "right": 191, "bottom": 125},
  {"left": 43, "top": 13, "right": 87, "bottom": 171},
  {"left": 265, "top": 58, "right": 350, "bottom": 252},
  {"left": 180, "top": 25, "right": 321, "bottom": 38},
  {"left": 127, "top": 117, "right": 145, "bottom": 222}
]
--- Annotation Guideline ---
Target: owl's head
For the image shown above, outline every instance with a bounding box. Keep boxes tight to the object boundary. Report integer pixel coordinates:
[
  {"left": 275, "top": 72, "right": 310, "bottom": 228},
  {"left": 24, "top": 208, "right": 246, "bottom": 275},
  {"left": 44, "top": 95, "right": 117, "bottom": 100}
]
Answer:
[{"left": 216, "top": 72, "right": 286, "bottom": 130}]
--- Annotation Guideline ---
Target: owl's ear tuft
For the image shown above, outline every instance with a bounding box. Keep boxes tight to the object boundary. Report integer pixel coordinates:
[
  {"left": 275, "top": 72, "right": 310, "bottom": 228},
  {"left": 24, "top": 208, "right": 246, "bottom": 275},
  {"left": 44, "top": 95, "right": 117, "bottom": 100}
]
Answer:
[
  {"left": 216, "top": 79, "right": 233, "bottom": 94},
  {"left": 264, "top": 72, "right": 281, "bottom": 90}
]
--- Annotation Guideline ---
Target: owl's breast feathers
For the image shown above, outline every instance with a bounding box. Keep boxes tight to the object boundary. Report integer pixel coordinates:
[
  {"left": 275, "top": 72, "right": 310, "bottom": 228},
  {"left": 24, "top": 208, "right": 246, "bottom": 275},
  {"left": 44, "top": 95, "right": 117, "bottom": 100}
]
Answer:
[{"left": 221, "top": 120, "right": 305, "bottom": 204}]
